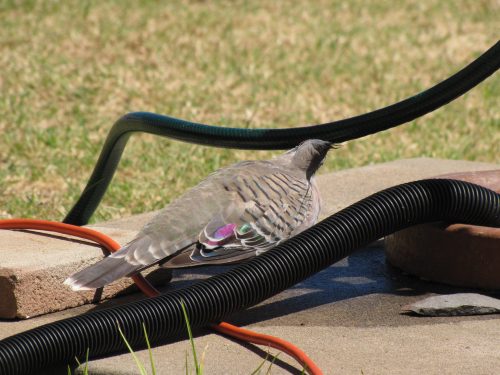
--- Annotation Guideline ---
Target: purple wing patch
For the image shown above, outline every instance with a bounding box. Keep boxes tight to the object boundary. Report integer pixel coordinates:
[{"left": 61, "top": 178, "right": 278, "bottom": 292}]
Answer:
[
  {"left": 204, "top": 223, "right": 237, "bottom": 246},
  {"left": 214, "top": 223, "right": 237, "bottom": 239}
]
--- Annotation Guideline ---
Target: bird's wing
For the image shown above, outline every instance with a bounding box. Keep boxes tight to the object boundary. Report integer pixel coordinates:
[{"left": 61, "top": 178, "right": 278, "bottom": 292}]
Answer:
[{"left": 162, "top": 167, "right": 318, "bottom": 267}]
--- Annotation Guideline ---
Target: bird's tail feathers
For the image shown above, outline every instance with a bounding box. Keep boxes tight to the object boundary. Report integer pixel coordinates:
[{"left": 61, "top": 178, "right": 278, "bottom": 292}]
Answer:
[{"left": 63, "top": 242, "right": 142, "bottom": 291}]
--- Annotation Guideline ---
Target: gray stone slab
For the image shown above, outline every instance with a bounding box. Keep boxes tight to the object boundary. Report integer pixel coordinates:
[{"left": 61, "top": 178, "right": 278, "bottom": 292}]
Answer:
[
  {"left": 73, "top": 245, "right": 500, "bottom": 375},
  {"left": 0, "top": 158, "right": 498, "bottom": 374}
]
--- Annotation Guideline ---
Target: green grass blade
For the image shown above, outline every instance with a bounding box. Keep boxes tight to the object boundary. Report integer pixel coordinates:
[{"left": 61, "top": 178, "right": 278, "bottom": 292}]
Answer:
[
  {"left": 73, "top": 348, "right": 90, "bottom": 375},
  {"left": 250, "top": 347, "right": 271, "bottom": 375},
  {"left": 199, "top": 344, "right": 209, "bottom": 374},
  {"left": 180, "top": 299, "right": 201, "bottom": 374},
  {"left": 142, "top": 322, "right": 157, "bottom": 375},
  {"left": 84, "top": 348, "right": 89, "bottom": 375},
  {"left": 116, "top": 321, "right": 148, "bottom": 375},
  {"left": 266, "top": 352, "right": 281, "bottom": 375}
]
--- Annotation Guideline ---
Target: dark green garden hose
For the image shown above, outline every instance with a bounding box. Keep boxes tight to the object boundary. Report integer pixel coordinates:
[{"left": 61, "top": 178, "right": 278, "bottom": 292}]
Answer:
[{"left": 64, "top": 41, "right": 500, "bottom": 226}]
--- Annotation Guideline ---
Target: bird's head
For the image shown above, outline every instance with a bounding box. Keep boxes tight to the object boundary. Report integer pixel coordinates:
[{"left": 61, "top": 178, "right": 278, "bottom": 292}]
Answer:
[{"left": 282, "top": 139, "right": 335, "bottom": 180}]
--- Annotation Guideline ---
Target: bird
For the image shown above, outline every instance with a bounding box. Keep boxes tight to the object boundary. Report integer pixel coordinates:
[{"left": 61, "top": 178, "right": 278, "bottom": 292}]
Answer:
[{"left": 64, "top": 139, "right": 334, "bottom": 291}]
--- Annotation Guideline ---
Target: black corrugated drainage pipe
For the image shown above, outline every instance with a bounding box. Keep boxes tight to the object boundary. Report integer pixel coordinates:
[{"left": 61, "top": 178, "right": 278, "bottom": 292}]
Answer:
[{"left": 1, "top": 179, "right": 499, "bottom": 374}]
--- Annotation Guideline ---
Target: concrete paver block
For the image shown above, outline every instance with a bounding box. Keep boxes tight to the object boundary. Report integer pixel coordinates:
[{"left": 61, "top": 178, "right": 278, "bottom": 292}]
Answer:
[
  {"left": 386, "top": 169, "right": 500, "bottom": 289},
  {"left": 0, "top": 226, "right": 171, "bottom": 319}
]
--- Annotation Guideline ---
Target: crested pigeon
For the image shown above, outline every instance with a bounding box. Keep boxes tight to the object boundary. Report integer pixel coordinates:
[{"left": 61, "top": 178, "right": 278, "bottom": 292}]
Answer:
[{"left": 65, "top": 139, "right": 333, "bottom": 290}]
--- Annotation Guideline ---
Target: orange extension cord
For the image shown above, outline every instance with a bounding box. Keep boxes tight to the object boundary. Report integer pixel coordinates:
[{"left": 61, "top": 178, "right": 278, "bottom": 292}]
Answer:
[{"left": 0, "top": 219, "right": 323, "bottom": 375}]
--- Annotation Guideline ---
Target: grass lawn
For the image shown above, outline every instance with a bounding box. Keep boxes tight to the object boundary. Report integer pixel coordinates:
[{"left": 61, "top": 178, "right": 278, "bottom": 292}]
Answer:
[{"left": 1, "top": 0, "right": 498, "bottom": 223}]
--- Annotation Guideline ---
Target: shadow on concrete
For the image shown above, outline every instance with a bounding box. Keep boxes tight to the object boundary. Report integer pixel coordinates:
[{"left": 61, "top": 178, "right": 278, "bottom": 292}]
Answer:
[{"left": 87, "top": 245, "right": 498, "bottom": 329}]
